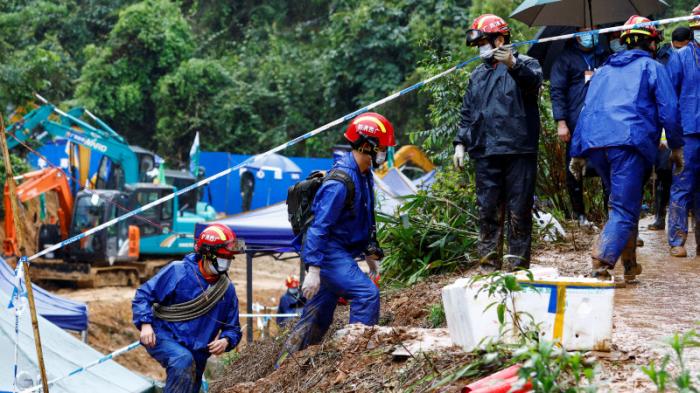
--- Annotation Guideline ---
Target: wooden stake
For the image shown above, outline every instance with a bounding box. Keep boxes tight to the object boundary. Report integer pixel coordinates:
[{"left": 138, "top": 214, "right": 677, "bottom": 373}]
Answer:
[{"left": 0, "top": 116, "right": 50, "bottom": 392}]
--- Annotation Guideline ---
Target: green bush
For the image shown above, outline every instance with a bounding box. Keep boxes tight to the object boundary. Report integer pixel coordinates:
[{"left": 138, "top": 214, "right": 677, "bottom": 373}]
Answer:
[{"left": 377, "top": 169, "right": 478, "bottom": 285}]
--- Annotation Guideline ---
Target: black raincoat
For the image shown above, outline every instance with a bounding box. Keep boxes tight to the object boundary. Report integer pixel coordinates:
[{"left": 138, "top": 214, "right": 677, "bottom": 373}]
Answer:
[
  {"left": 454, "top": 52, "right": 543, "bottom": 269},
  {"left": 453, "top": 52, "right": 543, "bottom": 157}
]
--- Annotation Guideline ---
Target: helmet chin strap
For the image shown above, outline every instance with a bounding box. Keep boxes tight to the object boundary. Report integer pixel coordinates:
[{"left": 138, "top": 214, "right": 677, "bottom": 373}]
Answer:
[{"left": 202, "top": 253, "right": 229, "bottom": 275}]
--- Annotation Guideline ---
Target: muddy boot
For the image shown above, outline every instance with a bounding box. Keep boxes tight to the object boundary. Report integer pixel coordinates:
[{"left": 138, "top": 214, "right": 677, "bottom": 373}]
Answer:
[
  {"left": 591, "top": 258, "right": 613, "bottom": 281},
  {"left": 670, "top": 246, "right": 688, "bottom": 258},
  {"left": 636, "top": 236, "right": 644, "bottom": 247},
  {"left": 622, "top": 260, "right": 642, "bottom": 283},
  {"left": 648, "top": 220, "right": 665, "bottom": 230}
]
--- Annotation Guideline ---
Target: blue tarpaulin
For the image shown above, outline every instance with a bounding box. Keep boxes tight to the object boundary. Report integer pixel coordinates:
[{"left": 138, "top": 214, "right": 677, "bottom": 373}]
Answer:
[
  {"left": 195, "top": 168, "right": 429, "bottom": 252},
  {"left": 0, "top": 258, "right": 88, "bottom": 331}
]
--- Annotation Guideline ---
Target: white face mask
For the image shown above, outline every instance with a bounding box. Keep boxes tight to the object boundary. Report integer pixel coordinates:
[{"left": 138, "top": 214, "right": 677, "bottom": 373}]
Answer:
[
  {"left": 479, "top": 43, "right": 493, "bottom": 59},
  {"left": 374, "top": 151, "right": 387, "bottom": 166},
  {"left": 695, "top": 30, "right": 700, "bottom": 45},
  {"left": 214, "top": 258, "right": 231, "bottom": 274}
]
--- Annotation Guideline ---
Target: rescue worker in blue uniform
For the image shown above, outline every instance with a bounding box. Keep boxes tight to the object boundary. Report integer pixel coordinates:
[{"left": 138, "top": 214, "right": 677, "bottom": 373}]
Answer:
[
  {"left": 570, "top": 16, "right": 684, "bottom": 282},
  {"left": 277, "top": 112, "right": 394, "bottom": 366},
  {"left": 550, "top": 27, "right": 609, "bottom": 226},
  {"left": 666, "top": 5, "right": 700, "bottom": 257},
  {"left": 132, "top": 224, "right": 243, "bottom": 393},
  {"left": 649, "top": 26, "right": 693, "bottom": 231},
  {"left": 276, "top": 275, "right": 305, "bottom": 327},
  {"left": 453, "top": 14, "right": 543, "bottom": 271}
]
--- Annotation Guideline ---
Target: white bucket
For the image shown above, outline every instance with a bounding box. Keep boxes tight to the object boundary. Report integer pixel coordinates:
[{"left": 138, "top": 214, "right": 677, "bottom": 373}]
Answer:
[{"left": 442, "top": 267, "right": 615, "bottom": 352}]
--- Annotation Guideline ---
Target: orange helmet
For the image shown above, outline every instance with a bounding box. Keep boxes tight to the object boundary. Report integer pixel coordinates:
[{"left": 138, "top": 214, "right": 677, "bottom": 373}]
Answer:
[
  {"left": 466, "top": 14, "right": 510, "bottom": 46},
  {"left": 691, "top": 4, "right": 700, "bottom": 28},
  {"left": 195, "top": 224, "right": 242, "bottom": 259},
  {"left": 285, "top": 275, "right": 300, "bottom": 289},
  {"left": 344, "top": 112, "right": 396, "bottom": 148},
  {"left": 620, "top": 15, "right": 661, "bottom": 43}
]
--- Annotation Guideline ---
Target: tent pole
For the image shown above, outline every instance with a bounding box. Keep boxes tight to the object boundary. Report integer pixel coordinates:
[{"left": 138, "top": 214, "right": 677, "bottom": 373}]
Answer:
[
  {"left": 246, "top": 251, "right": 253, "bottom": 343},
  {"left": 0, "top": 117, "right": 50, "bottom": 392}
]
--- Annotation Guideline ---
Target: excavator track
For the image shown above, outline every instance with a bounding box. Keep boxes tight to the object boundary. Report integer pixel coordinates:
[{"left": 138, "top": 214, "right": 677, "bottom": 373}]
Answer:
[{"left": 29, "top": 258, "right": 171, "bottom": 288}]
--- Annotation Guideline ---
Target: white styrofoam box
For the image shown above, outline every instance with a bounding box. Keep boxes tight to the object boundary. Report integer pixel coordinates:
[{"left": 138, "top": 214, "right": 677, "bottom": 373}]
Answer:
[{"left": 442, "top": 267, "right": 615, "bottom": 352}]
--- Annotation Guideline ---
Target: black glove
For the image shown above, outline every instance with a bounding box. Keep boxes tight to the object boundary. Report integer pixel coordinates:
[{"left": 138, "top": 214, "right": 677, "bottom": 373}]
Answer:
[{"left": 365, "top": 241, "right": 384, "bottom": 260}]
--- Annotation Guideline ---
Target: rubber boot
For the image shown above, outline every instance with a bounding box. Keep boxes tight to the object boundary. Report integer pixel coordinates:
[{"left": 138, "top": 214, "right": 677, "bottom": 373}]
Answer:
[
  {"left": 591, "top": 257, "right": 613, "bottom": 281},
  {"left": 636, "top": 236, "right": 644, "bottom": 247},
  {"left": 648, "top": 191, "right": 666, "bottom": 230},
  {"left": 621, "top": 232, "right": 642, "bottom": 284},
  {"left": 670, "top": 246, "right": 688, "bottom": 258}
]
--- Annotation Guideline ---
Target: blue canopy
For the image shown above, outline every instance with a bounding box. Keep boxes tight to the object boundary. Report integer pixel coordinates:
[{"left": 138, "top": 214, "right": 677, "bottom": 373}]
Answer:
[
  {"left": 195, "top": 168, "right": 432, "bottom": 252},
  {"left": 0, "top": 258, "right": 88, "bottom": 331}
]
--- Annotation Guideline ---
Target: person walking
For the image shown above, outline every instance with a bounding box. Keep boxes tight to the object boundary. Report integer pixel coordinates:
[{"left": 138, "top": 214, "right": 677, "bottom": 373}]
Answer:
[
  {"left": 570, "top": 16, "right": 684, "bottom": 282},
  {"left": 277, "top": 113, "right": 392, "bottom": 366},
  {"left": 666, "top": 5, "right": 700, "bottom": 257},
  {"left": 648, "top": 27, "right": 693, "bottom": 231}
]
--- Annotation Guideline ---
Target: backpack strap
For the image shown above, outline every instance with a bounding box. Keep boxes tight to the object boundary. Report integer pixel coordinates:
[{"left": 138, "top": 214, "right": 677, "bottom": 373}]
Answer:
[{"left": 326, "top": 169, "right": 355, "bottom": 214}]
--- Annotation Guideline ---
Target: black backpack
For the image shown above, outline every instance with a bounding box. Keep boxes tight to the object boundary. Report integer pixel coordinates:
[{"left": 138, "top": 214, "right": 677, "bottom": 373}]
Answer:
[{"left": 286, "top": 169, "right": 355, "bottom": 235}]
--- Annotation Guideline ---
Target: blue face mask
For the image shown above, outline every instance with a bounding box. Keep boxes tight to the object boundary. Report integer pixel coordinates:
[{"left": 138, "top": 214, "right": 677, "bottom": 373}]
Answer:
[
  {"left": 609, "top": 38, "right": 626, "bottom": 53},
  {"left": 695, "top": 30, "right": 700, "bottom": 45},
  {"left": 578, "top": 34, "right": 598, "bottom": 49}
]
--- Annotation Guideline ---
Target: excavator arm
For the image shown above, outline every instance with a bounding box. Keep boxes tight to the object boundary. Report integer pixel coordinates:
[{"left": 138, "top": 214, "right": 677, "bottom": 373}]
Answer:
[{"left": 5, "top": 100, "right": 141, "bottom": 185}]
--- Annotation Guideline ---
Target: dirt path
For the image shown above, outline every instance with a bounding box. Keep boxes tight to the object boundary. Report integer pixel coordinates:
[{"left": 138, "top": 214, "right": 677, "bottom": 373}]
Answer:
[{"left": 600, "top": 217, "right": 700, "bottom": 392}]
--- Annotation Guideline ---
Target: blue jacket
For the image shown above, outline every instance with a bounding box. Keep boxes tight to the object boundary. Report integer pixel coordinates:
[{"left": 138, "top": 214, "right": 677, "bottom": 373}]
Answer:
[
  {"left": 276, "top": 290, "right": 305, "bottom": 325},
  {"left": 132, "top": 254, "right": 242, "bottom": 353},
  {"left": 550, "top": 43, "right": 608, "bottom": 130},
  {"left": 571, "top": 49, "right": 683, "bottom": 163},
  {"left": 298, "top": 152, "right": 375, "bottom": 267},
  {"left": 666, "top": 42, "right": 700, "bottom": 135}
]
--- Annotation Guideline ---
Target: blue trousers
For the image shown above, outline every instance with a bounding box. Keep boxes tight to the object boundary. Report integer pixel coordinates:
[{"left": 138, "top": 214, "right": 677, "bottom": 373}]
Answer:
[
  {"left": 587, "top": 147, "right": 649, "bottom": 266},
  {"left": 146, "top": 336, "right": 209, "bottom": 393},
  {"left": 278, "top": 252, "right": 379, "bottom": 365},
  {"left": 668, "top": 135, "right": 700, "bottom": 247}
]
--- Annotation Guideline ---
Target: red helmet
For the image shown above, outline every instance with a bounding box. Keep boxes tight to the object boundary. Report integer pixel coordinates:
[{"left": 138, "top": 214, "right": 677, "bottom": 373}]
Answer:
[
  {"left": 620, "top": 15, "right": 661, "bottom": 43},
  {"left": 195, "top": 224, "right": 242, "bottom": 258},
  {"left": 691, "top": 4, "right": 700, "bottom": 28},
  {"left": 466, "top": 14, "right": 510, "bottom": 46},
  {"left": 344, "top": 112, "right": 396, "bottom": 148},
  {"left": 285, "top": 275, "right": 300, "bottom": 289}
]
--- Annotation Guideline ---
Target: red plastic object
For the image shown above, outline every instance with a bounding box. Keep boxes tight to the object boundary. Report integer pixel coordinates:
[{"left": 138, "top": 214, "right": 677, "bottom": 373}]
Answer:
[{"left": 463, "top": 365, "right": 532, "bottom": 393}]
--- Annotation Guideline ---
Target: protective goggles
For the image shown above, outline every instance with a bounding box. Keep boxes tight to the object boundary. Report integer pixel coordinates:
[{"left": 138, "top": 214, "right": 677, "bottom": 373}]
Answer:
[{"left": 465, "top": 29, "right": 486, "bottom": 46}]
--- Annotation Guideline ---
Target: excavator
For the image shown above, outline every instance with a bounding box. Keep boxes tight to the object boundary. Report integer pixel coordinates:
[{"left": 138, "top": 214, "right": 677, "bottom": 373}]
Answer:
[
  {"left": 3, "top": 167, "right": 75, "bottom": 257},
  {"left": 5, "top": 98, "right": 216, "bottom": 256},
  {"left": 375, "top": 145, "right": 436, "bottom": 179},
  {"left": 2, "top": 99, "right": 216, "bottom": 286}
]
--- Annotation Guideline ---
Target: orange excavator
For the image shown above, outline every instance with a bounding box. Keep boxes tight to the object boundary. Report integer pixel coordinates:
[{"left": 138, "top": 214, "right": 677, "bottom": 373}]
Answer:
[{"left": 3, "top": 167, "right": 73, "bottom": 256}]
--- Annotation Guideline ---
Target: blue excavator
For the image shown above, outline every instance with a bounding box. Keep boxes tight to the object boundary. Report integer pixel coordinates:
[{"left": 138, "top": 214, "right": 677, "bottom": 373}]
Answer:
[{"left": 5, "top": 97, "right": 216, "bottom": 262}]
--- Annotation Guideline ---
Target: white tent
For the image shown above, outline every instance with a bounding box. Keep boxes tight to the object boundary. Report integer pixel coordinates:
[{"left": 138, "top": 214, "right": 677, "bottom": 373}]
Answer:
[{"left": 0, "top": 290, "right": 154, "bottom": 393}]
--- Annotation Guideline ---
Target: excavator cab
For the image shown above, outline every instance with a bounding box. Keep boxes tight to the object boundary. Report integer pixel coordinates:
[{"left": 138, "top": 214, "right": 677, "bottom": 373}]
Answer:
[
  {"left": 64, "top": 190, "right": 139, "bottom": 265},
  {"left": 93, "top": 146, "right": 156, "bottom": 190}
]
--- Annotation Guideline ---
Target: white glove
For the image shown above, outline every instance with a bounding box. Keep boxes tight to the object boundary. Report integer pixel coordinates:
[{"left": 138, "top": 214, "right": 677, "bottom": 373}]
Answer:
[
  {"left": 453, "top": 144, "right": 466, "bottom": 170},
  {"left": 302, "top": 266, "right": 321, "bottom": 300},
  {"left": 494, "top": 45, "right": 517, "bottom": 69},
  {"left": 365, "top": 257, "right": 379, "bottom": 281}
]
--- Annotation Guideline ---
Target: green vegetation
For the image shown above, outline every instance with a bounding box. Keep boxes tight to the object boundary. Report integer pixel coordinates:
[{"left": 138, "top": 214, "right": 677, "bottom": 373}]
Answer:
[
  {"left": 642, "top": 329, "right": 700, "bottom": 392},
  {"left": 427, "top": 303, "right": 446, "bottom": 328}
]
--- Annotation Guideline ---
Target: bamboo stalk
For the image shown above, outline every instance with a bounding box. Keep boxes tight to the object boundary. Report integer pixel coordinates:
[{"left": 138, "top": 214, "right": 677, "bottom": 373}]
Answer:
[{"left": 0, "top": 116, "right": 50, "bottom": 392}]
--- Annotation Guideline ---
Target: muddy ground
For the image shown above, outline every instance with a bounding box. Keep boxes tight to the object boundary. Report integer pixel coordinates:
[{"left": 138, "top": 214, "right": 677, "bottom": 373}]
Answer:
[{"left": 208, "top": 216, "right": 700, "bottom": 393}]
